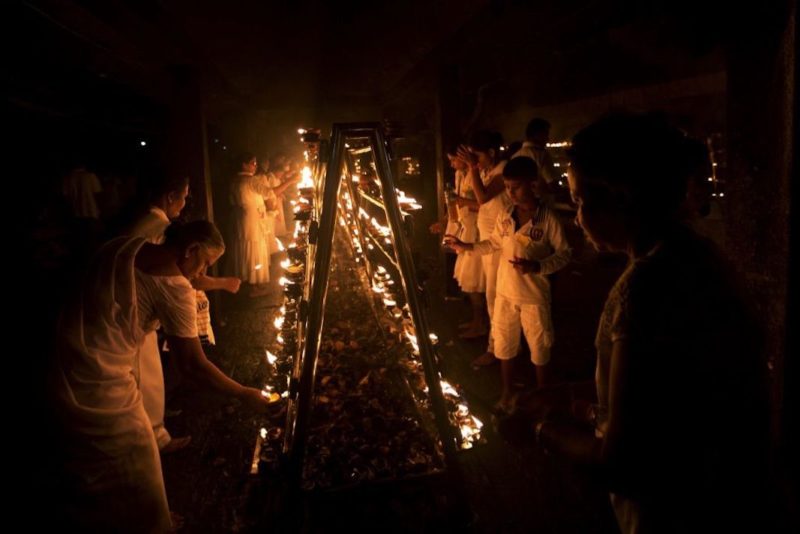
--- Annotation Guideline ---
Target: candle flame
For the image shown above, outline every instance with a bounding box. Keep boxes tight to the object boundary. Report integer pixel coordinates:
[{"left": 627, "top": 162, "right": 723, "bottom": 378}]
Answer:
[
  {"left": 440, "top": 380, "right": 459, "bottom": 397},
  {"left": 297, "top": 169, "right": 314, "bottom": 189}
]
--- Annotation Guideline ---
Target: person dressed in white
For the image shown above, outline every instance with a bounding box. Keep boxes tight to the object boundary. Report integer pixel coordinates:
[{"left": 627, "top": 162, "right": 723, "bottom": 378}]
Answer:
[
  {"left": 256, "top": 157, "right": 287, "bottom": 243},
  {"left": 448, "top": 157, "right": 571, "bottom": 412},
  {"left": 455, "top": 130, "right": 511, "bottom": 366},
  {"left": 512, "top": 118, "right": 558, "bottom": 204},
  {"left": 54, "top": 221, "right": 270, "bottom": 532},
  {"left": 258, "top": 161, "right": 300, "bottom": 255},
  {"left": 451, "top": 151, "right": 487, "bottom": 329},
  {"left": 62, "top": 163, "right": 102, "bottom": 219},
  {"left": 127, "top": 175, "right": 241, "bottom": 453},
  {"left": 430, "top": 146, "right": 487, "bottom": 333},
  {"left": 127, "top": 176, "right": 190, "bottom": 455},
  {"left": 229, "top": 153, "right": 273, "bottom": 290}
]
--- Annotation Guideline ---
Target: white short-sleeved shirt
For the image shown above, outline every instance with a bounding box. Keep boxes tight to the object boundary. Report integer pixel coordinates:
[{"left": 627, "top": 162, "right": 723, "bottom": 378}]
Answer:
[
  {"left": 512, "top": 142, "right": 558, "bottom": 184},
  {"left": 135, "top": 271, "right": 198, "bottom": 339}
]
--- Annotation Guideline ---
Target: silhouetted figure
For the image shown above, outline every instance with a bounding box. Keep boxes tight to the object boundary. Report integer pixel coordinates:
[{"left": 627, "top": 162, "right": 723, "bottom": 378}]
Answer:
[{"left": 533, "top": 112, "right": 769, "bottom": 533}]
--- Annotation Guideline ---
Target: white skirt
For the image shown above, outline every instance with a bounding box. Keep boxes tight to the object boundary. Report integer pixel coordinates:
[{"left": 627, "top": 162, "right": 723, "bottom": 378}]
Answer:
[
  {"left": 453, "top": 250, "right": 485, "bottom": 293},
  {"left": 452, "top": 211, "right": 482, "bottom": 292},
  {"left": 232, "top": 238, "right": 270, "bottom": 284}
]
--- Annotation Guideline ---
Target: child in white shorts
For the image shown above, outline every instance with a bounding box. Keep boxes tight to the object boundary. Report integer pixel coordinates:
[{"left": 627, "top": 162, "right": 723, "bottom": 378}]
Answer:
[{"left": 448, "top": 156, "right": 571, "bottom": 411}]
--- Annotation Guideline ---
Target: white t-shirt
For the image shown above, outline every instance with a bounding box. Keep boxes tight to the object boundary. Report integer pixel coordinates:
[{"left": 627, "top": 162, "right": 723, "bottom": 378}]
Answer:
[
  {"left": 135, "top": 271, "right": 198, "bottom": 339},
  {"left": 512, "top": 142, "right": 558, "bottom": 184}
]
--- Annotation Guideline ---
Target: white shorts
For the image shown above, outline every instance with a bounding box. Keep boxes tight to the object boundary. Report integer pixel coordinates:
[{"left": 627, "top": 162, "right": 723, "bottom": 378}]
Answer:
[{"left": 492, "top": 295, "right": 553, "bottom": 365}]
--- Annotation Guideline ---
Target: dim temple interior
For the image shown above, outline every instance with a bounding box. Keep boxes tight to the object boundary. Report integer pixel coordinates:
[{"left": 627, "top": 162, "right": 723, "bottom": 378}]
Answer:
[{"left": 6, "top": 1, "right": 797, "bottom": 532}]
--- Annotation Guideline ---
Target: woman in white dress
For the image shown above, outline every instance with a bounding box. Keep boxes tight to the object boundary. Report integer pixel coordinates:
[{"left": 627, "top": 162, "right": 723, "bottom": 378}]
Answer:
[
  {"left": 262, "top": 155, "right": 302, "bottom": 252},
  {"left": 126, "top": 175, "right": 191, "bottom": 455},
  {"left": 127, "top": 175, "right": 241, "bottom": 454},
  {"left": 456, "top": 131, "right": 510, "bottom": 365},
  {"left": 444, "top": 148, "right": 486, "bottom": 333},
  {"left": 229, "top": 154, "right": 273, "bottom": 289},
  {"left": 252, "top": 169, "right": 283, "bottom": 257},
  {"left": 54, "top": 221, "right": 270, "bottom": 532}
]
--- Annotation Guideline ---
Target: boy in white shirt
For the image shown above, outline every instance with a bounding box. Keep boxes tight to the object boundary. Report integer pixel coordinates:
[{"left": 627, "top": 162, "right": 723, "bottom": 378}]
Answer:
[{"left": 447, "top": 157, "right": 571, "bottom": 412}]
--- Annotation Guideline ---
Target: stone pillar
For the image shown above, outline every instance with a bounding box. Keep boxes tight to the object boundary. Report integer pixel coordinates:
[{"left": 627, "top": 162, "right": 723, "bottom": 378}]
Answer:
[
  {"left": 725, "top": 2, "right": 795, "bottom": 456},
  {"left": 166, "top": 65, "right": 212, "bottom": 221},
  {"left": 434, "top": 63, "right": 463, "bottom": 297}
]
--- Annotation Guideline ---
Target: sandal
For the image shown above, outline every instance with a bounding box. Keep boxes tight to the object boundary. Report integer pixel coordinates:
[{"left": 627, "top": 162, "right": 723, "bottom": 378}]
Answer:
[
  {"left": 161, "top": 435, "right": 192, "bottom": 455},
  {"left": 493, "top": 394, "right": 518, "bottom": 416},
  {"left": 169, "top": 511, "right": 185, "bottom": 531},
  {"left": 472, "top": 351, "right": 498, "bottom": 367}
]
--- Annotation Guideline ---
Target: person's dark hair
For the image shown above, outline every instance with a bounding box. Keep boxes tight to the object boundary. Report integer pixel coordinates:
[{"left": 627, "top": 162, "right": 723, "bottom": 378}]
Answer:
[
  {"left": 445, "top": 142, "right": 462, "bottom": 157},
  {"left": 149, "top": 173, "right": 189, "bottom": 204},
  {"left": 503, "top": 156, "right": 538, "bottom": 181},
  {"left": 468, "top": 130, "right": 503, "bottom": 153},
  {"left": 237, "top": 152, "right": 256, "bottom": 167},
  {"left": 525, "top": 118, "right": 551, "bottom": 139},
  {"left": 164, "top": 220, "right": 225, "bottom": 253},
  {"left": 567, "top": 112, "right": 690, "bottom": 224},
  {"left": 506, "top": 140, "right": 523, "bottom": 156}
]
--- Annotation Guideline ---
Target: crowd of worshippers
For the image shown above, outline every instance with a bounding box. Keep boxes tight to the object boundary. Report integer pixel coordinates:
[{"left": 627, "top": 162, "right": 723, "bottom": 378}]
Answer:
[
  {"left": 432, "top": 115, "right": 769, "bottom": 533},
  {"left": 432, "top": 119, "right": 571, "bottom": 414},
  {"left": 50, "top": 151, "right": 302, "bottom": 531},
  {"left": 48, "top": 113, "right": 770, "bottom": 533}
]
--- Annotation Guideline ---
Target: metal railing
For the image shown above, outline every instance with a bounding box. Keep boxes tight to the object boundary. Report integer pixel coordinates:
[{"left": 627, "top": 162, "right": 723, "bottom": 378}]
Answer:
[{"left": 284, "top": 123, "right": 462, "bottom": 484}]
